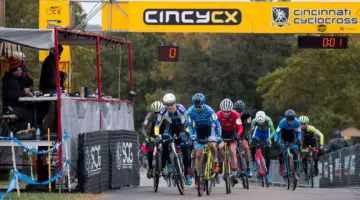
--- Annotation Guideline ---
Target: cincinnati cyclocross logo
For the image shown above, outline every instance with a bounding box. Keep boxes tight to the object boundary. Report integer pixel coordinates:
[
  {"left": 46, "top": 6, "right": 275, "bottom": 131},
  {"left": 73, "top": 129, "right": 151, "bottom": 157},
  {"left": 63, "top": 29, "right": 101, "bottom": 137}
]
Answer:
[{"left": 143, "top": 9, "right": 241, "bottom": 25}]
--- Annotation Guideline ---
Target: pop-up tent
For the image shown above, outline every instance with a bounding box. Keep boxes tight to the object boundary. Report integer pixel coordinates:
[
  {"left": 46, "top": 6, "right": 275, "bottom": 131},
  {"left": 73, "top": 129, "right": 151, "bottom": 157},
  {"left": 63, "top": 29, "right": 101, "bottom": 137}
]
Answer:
[{"left": 0, "top": 27, "right": 134, "bottom": 172}]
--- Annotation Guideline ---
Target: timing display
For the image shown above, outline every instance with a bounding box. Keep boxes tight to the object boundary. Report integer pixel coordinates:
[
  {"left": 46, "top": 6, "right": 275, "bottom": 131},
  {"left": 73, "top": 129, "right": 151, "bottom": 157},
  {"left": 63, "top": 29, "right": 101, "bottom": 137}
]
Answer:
[
  {"left": 297, "top": 36, "right": 348, "bottom": 49},
  {"left": 159, "top": 46, "right": 179, "bottom": 62}
]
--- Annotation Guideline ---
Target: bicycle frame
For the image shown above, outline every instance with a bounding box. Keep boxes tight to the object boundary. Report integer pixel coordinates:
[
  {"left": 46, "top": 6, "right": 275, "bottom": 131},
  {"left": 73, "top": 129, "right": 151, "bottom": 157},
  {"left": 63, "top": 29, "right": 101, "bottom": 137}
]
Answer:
[{"left": 255, "top": 145, "right": 267, "bottom": 177}]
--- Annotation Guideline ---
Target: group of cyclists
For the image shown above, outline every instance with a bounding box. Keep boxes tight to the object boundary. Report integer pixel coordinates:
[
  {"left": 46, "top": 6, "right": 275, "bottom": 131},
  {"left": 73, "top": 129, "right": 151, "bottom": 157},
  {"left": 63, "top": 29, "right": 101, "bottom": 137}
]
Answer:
[{"left": 141, "top": 92, "right": 325, "bottom": 190}]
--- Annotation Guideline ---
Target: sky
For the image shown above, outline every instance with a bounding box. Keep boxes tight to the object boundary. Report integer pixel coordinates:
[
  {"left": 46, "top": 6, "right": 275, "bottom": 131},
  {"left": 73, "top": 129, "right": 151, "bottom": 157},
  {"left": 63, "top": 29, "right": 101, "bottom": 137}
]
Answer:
[{"left": 81, "top": 3, "right": 102, "bottom": 25}]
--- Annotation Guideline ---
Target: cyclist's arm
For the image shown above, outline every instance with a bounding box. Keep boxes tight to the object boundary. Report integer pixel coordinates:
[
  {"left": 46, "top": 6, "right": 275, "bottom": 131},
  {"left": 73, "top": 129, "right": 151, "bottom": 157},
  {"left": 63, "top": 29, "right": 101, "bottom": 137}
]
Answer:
[
  {"left": 267, "top": 118, "right": 276, "bottom": 142},
  {"left": 236, "top": 114, "right": 243, "bottom": 136},
  {"left": 187, "top": 116, "right": 196, "bottom": 137},
  {"left": 212, "top": 113, "right": 222, "bottom": 138},
  {"left": 154, "top": 111, "right": 166, "bottom": 136},
  {"left": 309, "top": 125, "right": 324, "bottom": 146}
]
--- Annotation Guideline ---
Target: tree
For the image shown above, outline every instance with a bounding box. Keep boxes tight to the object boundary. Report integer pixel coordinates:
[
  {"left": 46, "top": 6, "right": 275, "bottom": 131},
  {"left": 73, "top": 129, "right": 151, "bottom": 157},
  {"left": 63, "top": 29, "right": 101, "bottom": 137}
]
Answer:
[{"left": 257, "top": 44, "right": 360, "bottom": 140}]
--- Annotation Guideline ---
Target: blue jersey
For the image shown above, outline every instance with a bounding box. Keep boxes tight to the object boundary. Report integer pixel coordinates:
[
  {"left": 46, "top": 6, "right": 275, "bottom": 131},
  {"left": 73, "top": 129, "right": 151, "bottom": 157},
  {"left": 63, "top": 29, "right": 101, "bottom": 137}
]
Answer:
[
  {"left": 187, "top": 105, "right": 221, "bottom": 138},
  {"left": 155, "top": 104, "right": 187, "bottom": 126},
  {"left": 274, "top": 118, "right": 302, "bottom": 142}
]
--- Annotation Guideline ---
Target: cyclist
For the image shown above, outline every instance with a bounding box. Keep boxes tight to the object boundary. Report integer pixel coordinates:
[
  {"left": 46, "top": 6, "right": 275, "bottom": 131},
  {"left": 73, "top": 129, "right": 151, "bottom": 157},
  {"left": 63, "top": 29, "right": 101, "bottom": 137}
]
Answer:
[
  {"left": 274, "top": 109, "right": 302, "bottom": 180},
  {"left": 187, "top": 93, "right": 221, "bottom": 187},
  {"left": 141, "top": 101, "right": 167, "bottom": 179},
  {"left": 299, "top": 115, "right": 324, "bottom": 177},
  {"left": 250, "top": 111, "right": 275, "bottom": 182},
  {"left": 217, "top": 98, "right": 243, "bottom": 186},
  {"left": 233, "top": 100, "right": 252, "bottom": 177},
  {"left": 154, "top": 93, "right": 192, "bottom": 186}
]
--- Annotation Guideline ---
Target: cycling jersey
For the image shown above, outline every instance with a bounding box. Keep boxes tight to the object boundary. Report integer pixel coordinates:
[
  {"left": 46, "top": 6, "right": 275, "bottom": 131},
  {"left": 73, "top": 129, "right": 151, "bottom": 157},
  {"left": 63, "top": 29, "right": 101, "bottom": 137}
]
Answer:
[
  {"left": 141, "top": 112, "right": 168, "bottom": 137},
  {"left": 216, "top": 110, "right": 243, "bottom": 136},
  {"left": 302, "top": 125, "right": 324, "bottom": 146},
  {"left": 154, "top": 104, "right": 187, "bottom": 136},
  {"left": 251, "top": 116, "right": 276, "bottom": 140},
  {"left": 274, "top": 118, "right": 302, "bottom": 143},
  {"left": 239, "top": 111, "right": 253, "bottom": 139},
  {"left": 187, "top": 104, "right": 221, "bottom": 139}
]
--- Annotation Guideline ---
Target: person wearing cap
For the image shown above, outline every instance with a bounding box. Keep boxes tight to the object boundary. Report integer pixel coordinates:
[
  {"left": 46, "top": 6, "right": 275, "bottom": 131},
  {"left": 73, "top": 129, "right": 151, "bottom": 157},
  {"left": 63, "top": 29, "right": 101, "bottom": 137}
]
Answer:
[{"left": 2, "top": 57, "right": 33, "bottom": 121}]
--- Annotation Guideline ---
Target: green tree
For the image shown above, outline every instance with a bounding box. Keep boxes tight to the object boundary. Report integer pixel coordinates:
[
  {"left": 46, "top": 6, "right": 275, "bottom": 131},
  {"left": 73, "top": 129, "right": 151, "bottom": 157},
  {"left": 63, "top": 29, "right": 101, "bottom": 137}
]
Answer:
[{"left": 257, "top": 44, "right": 360, "bottom": 140}]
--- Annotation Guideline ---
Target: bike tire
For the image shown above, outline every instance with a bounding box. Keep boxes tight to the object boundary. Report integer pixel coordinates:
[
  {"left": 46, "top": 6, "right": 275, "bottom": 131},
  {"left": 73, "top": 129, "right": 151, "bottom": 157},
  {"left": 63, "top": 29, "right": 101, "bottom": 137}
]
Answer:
[
  {"left": 173, "top": 154, "right": 185, "bottom": 195},
  {"left": 309, "top": 159, "right": 314, "bottom": 188},
  {"left": 197, "top": 153, "right": 206, "bottom": 197},
  {"left": 153, "top": 151, "right": 161, "bottom": 192},
  {"left": 260, "top": 156, "right": 269, "bottom": 187},
  {"left": 241, "top": 153, "right": 249, "bottom": 189},
  {"left": 225, "top": 154, "right": 231, "bottom": 194},
  {"left": 289, "top": 154, "right": 297, "bottom": 191},
  {"left": 285, "top": 154, "right": 291, "bottom": 190}
]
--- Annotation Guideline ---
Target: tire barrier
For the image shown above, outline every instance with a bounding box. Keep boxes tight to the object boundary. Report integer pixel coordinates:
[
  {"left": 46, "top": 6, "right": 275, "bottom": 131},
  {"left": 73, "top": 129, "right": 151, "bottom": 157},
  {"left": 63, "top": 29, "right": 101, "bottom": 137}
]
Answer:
[
  {"left": 318, "top": 144, "right": 360, "bottom": 188},
  {"left": 77, "top": 130, "right": 140, "bottom": 193}
]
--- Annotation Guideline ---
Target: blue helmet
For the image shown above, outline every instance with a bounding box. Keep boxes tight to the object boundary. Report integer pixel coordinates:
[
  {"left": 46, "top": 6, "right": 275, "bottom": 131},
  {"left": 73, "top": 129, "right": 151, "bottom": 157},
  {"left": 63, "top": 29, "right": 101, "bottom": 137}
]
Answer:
[
  {"left": 192, "top": 93, "right": 205, "bottom": 107},
  {"left": 234, "top": 100, "right": 246, "bottom": 113},
  {"left": 285, "top": 109, "right": 296, "bottom": 117}
]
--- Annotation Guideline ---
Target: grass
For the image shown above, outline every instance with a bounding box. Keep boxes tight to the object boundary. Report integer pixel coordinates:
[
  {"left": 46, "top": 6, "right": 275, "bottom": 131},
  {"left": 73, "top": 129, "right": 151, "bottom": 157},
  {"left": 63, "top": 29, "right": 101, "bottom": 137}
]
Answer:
[{"left": 6, "top": 192, "right": 105, "bottom": 200}]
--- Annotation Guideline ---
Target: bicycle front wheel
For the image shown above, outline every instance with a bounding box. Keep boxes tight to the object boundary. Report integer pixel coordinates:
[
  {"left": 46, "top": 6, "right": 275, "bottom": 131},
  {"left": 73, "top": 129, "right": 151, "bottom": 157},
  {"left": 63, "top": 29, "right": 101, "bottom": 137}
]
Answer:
[
  {"left": 308, "top": 158, "right": 314, "bottom": 188},
  {"left": 240, "top": 152, "right": 249, "bottom": 189},
  {"left": 225, "top": 153, "right": 232, "bottom": 194},
  {"left": 173, "top": 154, "right": 185, "bottom": 195},
  {"left": 197, "top": 153, "right": 207, "bottom": 197},
  {"left": 153, "top": 151, "right": 161, "bottom": 192}
]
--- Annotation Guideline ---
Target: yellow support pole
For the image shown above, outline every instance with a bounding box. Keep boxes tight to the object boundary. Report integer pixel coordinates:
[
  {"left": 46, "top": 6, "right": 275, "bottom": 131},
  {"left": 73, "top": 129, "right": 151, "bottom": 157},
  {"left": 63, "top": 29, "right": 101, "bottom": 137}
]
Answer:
[{"left": 48, "top": 128, "right": 51, "bottom": 192}]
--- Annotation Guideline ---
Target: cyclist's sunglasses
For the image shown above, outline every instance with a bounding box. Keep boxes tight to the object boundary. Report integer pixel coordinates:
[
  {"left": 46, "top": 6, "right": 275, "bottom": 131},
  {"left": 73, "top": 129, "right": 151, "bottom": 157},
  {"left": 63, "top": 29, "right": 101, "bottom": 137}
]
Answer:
[
  {"left": 195, "top": 105, "right": 203, "bottom": 109},
  {"left": 286, "top": 116, "right": 295, "bottom": 121}
]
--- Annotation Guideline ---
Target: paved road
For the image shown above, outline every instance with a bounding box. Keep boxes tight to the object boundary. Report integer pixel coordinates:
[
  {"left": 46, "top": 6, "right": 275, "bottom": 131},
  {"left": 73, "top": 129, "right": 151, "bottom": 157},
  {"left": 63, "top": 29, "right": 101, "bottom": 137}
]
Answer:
[{"left": 102, "top": 169, "right": 360, "bottom": 200}]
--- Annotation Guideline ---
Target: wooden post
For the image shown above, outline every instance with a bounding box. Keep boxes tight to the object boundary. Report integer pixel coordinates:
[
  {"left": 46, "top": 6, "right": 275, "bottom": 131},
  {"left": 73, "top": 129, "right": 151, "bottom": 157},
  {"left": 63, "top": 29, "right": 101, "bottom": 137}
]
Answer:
[{"left": 10, "top": 132, "right": 20, "bottom": 197}]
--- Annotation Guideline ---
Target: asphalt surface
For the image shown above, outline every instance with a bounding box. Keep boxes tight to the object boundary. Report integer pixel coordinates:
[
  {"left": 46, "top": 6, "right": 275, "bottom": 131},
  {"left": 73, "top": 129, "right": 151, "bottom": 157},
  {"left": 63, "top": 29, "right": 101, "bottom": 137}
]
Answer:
[{"left": 102, "top": 169, "right": 360, "bottom": 200}]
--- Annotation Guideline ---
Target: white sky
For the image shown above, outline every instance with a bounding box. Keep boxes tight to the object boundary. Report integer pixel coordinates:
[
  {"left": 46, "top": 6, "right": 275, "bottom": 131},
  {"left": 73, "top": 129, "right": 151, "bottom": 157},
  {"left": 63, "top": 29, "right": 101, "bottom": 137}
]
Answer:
[{"left": 81, "top": 3, "right": 102, "bottom": 25}]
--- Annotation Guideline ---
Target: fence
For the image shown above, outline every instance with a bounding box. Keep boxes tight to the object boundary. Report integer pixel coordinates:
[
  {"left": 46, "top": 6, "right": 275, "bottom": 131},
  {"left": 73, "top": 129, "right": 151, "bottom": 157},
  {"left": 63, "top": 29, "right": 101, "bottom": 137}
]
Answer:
[
  {"left": 318, "top": 144, "right": 360, "bottom": 188},
  {"left": 77, "top": 130, "right": 140, "bottom": 193}
]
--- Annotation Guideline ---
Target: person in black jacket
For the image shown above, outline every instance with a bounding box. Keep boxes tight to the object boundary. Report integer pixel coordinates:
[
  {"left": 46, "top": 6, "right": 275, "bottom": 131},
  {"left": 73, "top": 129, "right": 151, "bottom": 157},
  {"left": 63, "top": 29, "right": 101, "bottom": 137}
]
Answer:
[
  {"left": 2, "top": 57, "right": 33, "bottom": 122},
  {"left": 328, "top": 130, "right": 349, "bottom": 152},
  {"left": 39, "top": 44, "right": 63, "bottom": 93},
  {"left": 19, "top": 64, "right": 34, "bottom": 91},
  {"left": 39, "top": 44, "right": 63, "bottom": 133}
]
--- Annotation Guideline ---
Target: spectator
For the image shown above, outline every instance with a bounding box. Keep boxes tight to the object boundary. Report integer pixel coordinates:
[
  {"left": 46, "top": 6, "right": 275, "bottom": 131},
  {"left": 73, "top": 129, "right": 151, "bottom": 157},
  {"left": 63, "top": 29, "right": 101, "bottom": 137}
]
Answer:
[
  {"left": 19, "top": 63, "right": 34, "bottom": 91},
  {"left": 2, "top": 57, "right": 33, "bottom": 123},
  {"left": 39, "top": 44, "right": 63, "bottom": 93},
  {"left": 328, "top": 130, "right": 349, "bottom": 152},
  {"left": 39, "top": 44, "right": 63, "bottom": 133}
]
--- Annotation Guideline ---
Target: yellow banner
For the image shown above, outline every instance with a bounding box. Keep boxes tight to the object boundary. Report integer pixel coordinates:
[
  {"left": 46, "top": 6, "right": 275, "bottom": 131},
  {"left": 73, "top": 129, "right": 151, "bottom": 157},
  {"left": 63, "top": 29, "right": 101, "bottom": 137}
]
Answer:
[
  {"left": 253, "top": 2, "right": 360, "bottom": 33},
  {"left": 39, "top": 0, "right": 71, "bottom": 62},
  {"left": 102, "top": 2, "right": 360, "bottom": 33}
]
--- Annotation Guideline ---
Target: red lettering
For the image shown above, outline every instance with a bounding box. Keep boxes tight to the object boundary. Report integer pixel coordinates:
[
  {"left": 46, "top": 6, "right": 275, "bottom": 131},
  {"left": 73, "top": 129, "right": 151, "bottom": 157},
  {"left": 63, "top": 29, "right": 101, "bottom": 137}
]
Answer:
[{"left": 169, "top": 48, "right": 177, "bottom": 59}]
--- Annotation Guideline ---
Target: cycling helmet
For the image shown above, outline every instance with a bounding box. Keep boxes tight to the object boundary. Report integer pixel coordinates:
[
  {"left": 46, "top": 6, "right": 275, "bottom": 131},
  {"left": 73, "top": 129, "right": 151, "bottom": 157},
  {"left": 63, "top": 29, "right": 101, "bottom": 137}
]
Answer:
[
  {"left": 255, "top": 111, "right": 266, "bottom": 124},
  {"left": 151, "top": 101, "right": 163, "bottom": 113},
  {"left": 192, "top": 93, "right": 205, "bottom": 107},
  {"left": 285, "top": 109, "right": 296, "bottom": 121},
  {"left": 299, "top": 115, "right": 309, "bottom": 125},
  {"left": 162, "top": 93, "right": 176, "bottom": 105},
  {"left": 285, "top": 109, "right": 296, "bottom": 117},
  {"left": 234, "top": 100, "right": 245, "bottom": 113},
  {"left": 220, "top": 98, "right": 233, "bottom": 112}
]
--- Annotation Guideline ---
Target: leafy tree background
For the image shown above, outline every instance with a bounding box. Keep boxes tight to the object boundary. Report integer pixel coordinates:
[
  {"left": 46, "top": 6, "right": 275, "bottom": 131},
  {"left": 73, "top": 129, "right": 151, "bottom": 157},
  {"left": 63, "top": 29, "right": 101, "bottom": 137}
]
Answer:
[{"left": 5, "top": 1, "right": 360, "bottom": 144}]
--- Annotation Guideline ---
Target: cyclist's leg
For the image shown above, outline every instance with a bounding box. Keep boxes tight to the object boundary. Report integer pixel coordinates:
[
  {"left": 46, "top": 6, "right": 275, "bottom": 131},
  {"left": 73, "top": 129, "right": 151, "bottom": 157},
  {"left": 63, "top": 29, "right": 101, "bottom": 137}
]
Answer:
[
  {"left": 229, "top": 141, "right": 238, "bottom": 174},
  {"left": 147, "top": 141, "right": 155, "bottom": 169},
  {"left": 208, "top": 135, "right": 219, "bottom": 172},
  {"left": 179, "top": 131, "right": 192, "bottom": 185},
  {"left": 290, "top": 144, "right": 300, "bottom": 175},
  {"left": 262, "top": 128, "right": 271, "bottom": 174},
  {"left": 277, "top": 132, "right": 287, "bottom": 176},
  {"left": 239, "top": 138, "right": 252, "bottom": 176},
  {"left": 251, "top": 127, "right": 261, "bottom": 168},
  {"left": 313, "top": 147, "right": 319, "bottom": 175},
  {"left": 218, "top": 141, "right": 225, "bottom": 161}
]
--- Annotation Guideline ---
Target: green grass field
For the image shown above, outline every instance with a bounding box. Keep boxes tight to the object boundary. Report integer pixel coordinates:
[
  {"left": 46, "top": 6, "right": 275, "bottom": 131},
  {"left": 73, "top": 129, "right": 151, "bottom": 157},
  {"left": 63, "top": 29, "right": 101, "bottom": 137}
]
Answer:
[{"left": 6, "top": 192, "right": 103, "bottom": 200}]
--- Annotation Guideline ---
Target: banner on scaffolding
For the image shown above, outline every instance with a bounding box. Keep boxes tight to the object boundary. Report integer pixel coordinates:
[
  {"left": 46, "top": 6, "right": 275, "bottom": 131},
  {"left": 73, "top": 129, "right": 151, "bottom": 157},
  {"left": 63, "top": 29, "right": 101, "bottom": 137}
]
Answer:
[{"left": 102, "top": 2, "right": 360, "bottom": 34}]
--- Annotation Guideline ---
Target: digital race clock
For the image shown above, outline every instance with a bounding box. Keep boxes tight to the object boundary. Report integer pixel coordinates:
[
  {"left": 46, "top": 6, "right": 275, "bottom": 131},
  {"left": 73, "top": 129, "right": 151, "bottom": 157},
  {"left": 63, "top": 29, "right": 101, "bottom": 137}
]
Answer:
[{"left": 297, "top": 36, "right": 348, "bottom": 49}]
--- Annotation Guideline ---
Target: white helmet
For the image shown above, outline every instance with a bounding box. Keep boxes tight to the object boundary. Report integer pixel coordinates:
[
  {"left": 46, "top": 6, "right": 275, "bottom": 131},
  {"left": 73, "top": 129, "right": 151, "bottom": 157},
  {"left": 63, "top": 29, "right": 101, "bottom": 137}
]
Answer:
[
  {"left": 220, "top": 98, "right": 233, "bottom": 112},
  {"left": 255, "top": 111, "right": 266, "bottom": 124},
  {"left": 162, "top": 93, "right": 176, "bottom": 105}
]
